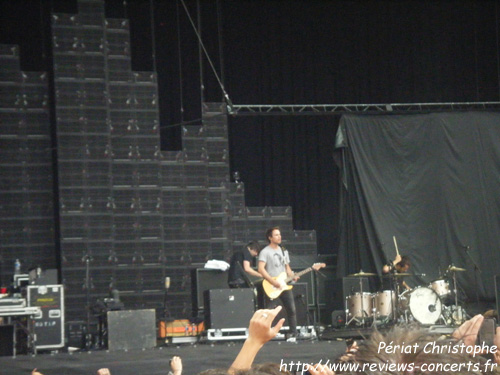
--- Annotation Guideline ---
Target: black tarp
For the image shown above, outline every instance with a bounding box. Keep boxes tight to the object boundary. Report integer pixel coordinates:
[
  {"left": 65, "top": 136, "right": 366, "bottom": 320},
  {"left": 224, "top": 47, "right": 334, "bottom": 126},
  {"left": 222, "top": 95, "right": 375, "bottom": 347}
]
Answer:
[{"left": 335, "top": 112, "right": 500, "bottom": 301}]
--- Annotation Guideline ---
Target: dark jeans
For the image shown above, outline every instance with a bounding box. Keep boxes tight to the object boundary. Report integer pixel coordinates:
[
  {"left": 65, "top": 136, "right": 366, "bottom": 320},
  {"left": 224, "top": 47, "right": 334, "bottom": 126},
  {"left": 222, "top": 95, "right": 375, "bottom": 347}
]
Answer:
[{"left": 263, "top": 289, "right": 297, "bottom": 335}]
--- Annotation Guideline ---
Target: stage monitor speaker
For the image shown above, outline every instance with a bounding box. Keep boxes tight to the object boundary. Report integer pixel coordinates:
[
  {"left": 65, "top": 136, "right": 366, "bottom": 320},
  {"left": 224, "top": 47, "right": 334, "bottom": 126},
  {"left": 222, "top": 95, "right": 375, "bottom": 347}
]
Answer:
[
  {"left": 107, "top": 309, "right": 156, "bottom": 351},
  {"left": 272, "top": 282, "right": 311, "bottom": 327},
  {"left": 204, "top": 288, "right": 255, "bottom": 329},
  {"left": 0, "top": 325, "right": 14, "bottom": 356},
  {"left": 191, "top": 268, "right": 228, "bottom": 314},
  {"left": 27, "top": 284, "right": 64, "bottom": 350}
]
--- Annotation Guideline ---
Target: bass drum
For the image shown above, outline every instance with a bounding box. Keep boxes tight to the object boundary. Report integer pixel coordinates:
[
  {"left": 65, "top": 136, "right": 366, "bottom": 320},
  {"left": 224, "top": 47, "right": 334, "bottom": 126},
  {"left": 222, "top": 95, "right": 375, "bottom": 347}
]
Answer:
[{"left": 399, "top": 286, "right": 442, "bottom": 325}]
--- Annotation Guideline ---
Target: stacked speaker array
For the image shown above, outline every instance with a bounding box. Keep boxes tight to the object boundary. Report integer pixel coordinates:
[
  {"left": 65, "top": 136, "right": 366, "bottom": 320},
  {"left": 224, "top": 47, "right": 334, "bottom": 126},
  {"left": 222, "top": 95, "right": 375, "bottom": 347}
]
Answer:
[
  {"left": 0, "top": 45, "right": 56, "bottom": 283},
  {"left": 0, "top": 0, "right": 318, "bottom": 323}
]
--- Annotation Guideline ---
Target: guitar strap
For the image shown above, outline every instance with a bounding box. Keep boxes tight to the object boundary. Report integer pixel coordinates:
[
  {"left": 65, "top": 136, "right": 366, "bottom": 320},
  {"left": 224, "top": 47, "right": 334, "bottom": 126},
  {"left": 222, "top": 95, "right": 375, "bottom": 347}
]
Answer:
[{"left": 280, "top": 246, "right": 286, "bottom": 263}]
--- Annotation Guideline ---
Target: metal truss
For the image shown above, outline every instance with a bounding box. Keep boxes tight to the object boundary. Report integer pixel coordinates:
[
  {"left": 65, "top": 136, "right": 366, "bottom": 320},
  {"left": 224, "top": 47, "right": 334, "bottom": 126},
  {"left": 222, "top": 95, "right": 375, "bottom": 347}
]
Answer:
[{"left": 227, "top": 101, "right": 500, "bottom": 116}]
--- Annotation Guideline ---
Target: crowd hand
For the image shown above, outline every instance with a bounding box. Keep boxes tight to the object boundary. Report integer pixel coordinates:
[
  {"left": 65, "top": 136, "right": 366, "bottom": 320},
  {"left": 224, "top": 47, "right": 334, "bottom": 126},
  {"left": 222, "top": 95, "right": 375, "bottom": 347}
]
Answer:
[
  {"left": 170, "top": 356, "right": 183, "bottom": 375},
  {"left": 32, "top": 369, "right": 44, "bottom": 375},
  {"left": 307, "top": 363, "right": 335, "bottom": 375},
  {"left": 452, "top": 314, "right": 484, "bottom": 347},
  {"left": 230, "top": 306, "right": 285, "bottom": 373},
  {"left": 97, "top": 369, "right": 111, "bottom": 375},
  {"left": 248, "top": 305, "right": 285, "bottom": 346}
]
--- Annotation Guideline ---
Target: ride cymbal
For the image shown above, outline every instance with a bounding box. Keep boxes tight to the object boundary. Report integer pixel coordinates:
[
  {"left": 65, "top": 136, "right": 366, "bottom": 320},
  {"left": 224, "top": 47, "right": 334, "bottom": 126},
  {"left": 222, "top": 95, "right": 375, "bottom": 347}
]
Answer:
[
  {"left": 348, "top": 271, "right": 377, "bottom": 277},
  {"left": 448, "top": 266, "right": 466, "bottom": 272}
]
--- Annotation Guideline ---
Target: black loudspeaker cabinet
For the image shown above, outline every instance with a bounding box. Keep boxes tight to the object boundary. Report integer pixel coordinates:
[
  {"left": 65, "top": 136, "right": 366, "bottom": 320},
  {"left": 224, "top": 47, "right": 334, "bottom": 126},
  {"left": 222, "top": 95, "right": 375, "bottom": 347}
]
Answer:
[
  {"left": 289, "top": 255, "right": 316, "bottom": 306},
  {"left": 27, "top": 284, "right": 64, "bottom": 350},
  {"left": 107, "top": 309, "right": 156, "bottom": 351},
  {"left": 204, "top": 288, "right": 255, "bottom": 329},
  {"left": 0, "top": 325, "right": 14, "bottom": 356},
  {"left": 273, "top": 282, "right": 311, "bottom": 327},
  {"left": 191, "top": 269, "right": 228, "bottom": 314}
]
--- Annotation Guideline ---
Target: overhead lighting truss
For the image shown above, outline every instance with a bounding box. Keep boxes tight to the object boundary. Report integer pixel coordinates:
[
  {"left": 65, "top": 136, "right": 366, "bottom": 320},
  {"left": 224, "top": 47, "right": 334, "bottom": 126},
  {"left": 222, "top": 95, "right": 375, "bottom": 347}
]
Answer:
[{"left": 226, "top": 101, "right": 500, "bottom": 116}]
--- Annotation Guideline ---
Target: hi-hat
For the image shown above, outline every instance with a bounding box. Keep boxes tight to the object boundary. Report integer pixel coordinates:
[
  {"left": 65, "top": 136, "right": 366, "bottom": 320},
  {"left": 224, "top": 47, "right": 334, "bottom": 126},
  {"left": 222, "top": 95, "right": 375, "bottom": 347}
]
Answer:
[
  {"left": 448, "top": 266, "right": 466, "bottom": 272},
  {"left": 348, "top": 271, "right": 377, "bottom": 277}
]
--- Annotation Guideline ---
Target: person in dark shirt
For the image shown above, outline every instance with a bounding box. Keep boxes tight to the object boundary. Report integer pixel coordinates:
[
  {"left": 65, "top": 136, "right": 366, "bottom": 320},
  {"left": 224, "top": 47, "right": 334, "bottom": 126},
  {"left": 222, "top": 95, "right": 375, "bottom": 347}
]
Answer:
[
  {"left": 381, "top": 254, "right": 412, "bottom": 292},
  {"left": 228, "top": 241, "right": 262, "bottom": 288}
]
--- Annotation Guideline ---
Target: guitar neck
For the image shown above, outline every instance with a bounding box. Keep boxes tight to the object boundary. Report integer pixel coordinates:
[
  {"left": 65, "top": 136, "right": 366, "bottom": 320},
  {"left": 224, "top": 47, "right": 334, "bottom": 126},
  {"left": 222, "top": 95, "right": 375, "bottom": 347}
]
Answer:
[{"left": 285, "top": 267, "right": 313, "bottom": 284}]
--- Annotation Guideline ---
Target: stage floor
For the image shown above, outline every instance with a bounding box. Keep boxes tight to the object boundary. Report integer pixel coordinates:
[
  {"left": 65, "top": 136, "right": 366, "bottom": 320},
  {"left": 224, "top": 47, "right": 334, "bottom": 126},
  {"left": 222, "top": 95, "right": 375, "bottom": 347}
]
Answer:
[{"left": 0, "top": 339, "right": 347, "bottom": 375}]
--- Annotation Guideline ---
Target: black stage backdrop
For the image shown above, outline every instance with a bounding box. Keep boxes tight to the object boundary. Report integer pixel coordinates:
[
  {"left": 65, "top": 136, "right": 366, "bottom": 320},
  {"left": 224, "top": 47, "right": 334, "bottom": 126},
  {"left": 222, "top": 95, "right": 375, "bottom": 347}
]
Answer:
[
  {"left": 228, "top": 116, "right": 341, "bottom": 254},
  {"left": 335, "top": 112, "right": 500, "bottom": 301}
]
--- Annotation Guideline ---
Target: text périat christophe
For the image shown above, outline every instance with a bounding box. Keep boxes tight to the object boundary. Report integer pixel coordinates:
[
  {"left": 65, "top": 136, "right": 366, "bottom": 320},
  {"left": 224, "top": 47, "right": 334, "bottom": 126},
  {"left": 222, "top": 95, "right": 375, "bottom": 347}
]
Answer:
[{"left": 378, "top": 341, "right": 497, "bottom": 357}]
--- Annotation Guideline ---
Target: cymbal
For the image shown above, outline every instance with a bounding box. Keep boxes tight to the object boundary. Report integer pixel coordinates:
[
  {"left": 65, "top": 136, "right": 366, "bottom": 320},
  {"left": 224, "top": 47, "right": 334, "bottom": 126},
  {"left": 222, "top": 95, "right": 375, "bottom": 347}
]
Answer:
[
  {"left": 348, "top": 271, "right": 377, "bottom": 277},
  {"left": 448, "top": 266, "right": 466, "bottom": 272}
]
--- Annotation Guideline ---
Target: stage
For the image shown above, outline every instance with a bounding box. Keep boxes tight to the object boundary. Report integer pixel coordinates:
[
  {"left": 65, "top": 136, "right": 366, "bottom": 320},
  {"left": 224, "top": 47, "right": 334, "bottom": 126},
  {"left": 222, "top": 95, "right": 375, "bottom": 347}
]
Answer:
[{"left": 0, "top": 339, "right": 347, "bottom": 375}]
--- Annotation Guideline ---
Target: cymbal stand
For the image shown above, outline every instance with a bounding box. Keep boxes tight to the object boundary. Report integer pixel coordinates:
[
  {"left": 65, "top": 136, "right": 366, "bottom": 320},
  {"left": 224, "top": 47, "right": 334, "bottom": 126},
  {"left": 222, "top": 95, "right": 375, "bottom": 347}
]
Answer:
[
  {"left": 346, "top": 276, "right": 369, "bottom": 327},
  {"left": 447, "top": 270, "right": 462, "bottom": 325}
]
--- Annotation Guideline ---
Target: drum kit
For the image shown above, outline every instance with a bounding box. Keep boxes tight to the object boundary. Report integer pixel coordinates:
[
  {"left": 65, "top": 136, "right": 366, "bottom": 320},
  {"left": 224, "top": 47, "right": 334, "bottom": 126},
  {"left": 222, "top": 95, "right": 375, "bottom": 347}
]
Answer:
[{"left": 345, "top": 265, "right": 468, "bottom": 327}]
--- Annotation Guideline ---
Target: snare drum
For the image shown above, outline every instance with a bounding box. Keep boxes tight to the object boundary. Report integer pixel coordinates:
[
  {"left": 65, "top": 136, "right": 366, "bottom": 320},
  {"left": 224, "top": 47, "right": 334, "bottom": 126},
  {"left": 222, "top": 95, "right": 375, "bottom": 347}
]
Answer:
[
  {"left": 346, "top": 292, "right": 373, "bottom": 318},
  {"left": 373, "top": 290, "right": 395, "bottom": 318},
  {"left": 430, "top": 279, "right": 450, "bottom": 297}
]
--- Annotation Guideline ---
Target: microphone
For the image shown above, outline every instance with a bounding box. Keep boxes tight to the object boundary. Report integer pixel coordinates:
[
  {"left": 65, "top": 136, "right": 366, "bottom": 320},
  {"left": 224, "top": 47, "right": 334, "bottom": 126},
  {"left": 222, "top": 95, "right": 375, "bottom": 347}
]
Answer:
[
  {"left": 428, "top": 304, "right": 436, "bottom": 313},
  {"left": 165, "top": 276, "right": 171, "bottom": 290}
]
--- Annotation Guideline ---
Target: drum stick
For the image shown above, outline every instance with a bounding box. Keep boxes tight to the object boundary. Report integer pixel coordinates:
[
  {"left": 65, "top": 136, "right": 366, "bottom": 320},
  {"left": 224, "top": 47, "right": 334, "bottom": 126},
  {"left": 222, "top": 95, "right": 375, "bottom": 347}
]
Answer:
[{"left": 393, "top": 236, "right": 400, "bottom": 256}]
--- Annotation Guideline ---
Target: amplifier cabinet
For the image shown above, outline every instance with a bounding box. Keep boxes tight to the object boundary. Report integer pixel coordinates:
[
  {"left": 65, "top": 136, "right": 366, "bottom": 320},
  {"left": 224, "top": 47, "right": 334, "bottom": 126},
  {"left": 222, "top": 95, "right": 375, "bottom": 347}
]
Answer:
[
  {"left": 204, "top": 288, "right": 255, "bottom": 329},
  {"left": 191, "top": 269, "right": 228, "bottom": 314},
  {"left": 27, "top": 285, "right": 64, "bottom": 350}
]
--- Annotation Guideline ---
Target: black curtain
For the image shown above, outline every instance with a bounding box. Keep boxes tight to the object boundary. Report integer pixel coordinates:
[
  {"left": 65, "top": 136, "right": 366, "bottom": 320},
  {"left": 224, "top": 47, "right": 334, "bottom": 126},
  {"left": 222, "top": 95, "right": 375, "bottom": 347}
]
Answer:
[{"left": 336, "top": 111, "right": 500, "bottom": 301}]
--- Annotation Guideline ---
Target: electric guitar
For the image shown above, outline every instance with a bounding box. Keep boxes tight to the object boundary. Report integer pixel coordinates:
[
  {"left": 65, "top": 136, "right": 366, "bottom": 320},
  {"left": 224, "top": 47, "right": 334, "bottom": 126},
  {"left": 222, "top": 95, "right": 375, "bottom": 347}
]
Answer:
[{"left": 262, "top": 263, "right": 326, "bottom": 299}]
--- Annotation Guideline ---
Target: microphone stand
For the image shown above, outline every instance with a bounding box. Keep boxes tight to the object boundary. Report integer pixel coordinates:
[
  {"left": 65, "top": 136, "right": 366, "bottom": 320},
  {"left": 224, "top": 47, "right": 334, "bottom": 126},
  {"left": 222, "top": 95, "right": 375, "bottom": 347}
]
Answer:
[
  {"left": 463, "top": 246, "right": 481, "bottom": 304},
  {"left": 82, "top": 254, "right": 94, "bottom": 350},
  {"left": 313, "top": 270, "right": 324, "bottom": 339},
  {"left": 164, "top": 277, "right": 172, "bottom": 321}
]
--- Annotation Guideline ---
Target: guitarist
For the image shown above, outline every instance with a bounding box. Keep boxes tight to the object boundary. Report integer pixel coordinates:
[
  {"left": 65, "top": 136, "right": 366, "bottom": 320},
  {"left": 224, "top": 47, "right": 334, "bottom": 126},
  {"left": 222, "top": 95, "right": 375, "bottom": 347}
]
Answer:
[
  {"left": 228, "top": 241, "right": 263, "bottom": 288},
  {"left": 258, "top": 226, "right": 299, "bottom": 342}
]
